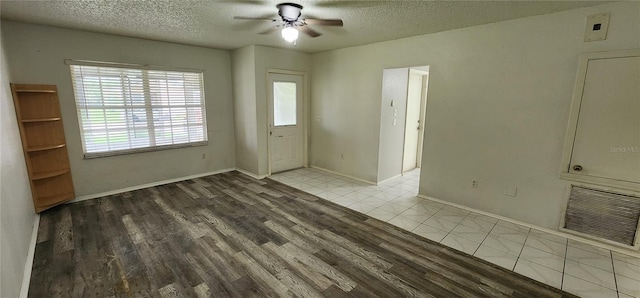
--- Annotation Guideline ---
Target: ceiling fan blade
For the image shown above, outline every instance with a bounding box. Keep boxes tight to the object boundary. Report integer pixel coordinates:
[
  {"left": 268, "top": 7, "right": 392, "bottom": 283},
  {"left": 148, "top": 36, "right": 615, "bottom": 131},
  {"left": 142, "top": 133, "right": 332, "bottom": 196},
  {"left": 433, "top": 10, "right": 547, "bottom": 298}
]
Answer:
[
  {"left": 297, "top": 26, "right": 321, "bottom": 38},
  {"left": 233, "top": 16, "right": 277, "bottom": 22},
  {"left": 259, "top": 26, "right": 281, "bottom": 35},
  {"left": 303, "top": 19, "right": 343, "bottom": 26},
  {"left": 313, "top": 1, "right": 381, "bottom": 8}
]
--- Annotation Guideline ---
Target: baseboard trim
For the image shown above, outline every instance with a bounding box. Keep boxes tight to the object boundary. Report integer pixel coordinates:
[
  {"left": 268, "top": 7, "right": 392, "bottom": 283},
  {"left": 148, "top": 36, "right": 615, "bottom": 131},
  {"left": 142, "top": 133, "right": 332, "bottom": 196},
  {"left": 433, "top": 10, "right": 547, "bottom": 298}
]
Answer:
[
  {"left": 310, "top": 166, "right": 376, "bottom": 185},
  {"left": 416, "top": 194, "right": 640, "bottom": 258},
  {"left": 70, "top": 168, "right": 236, "bottom": 203},
  {"left": 235, "top": 168, "right": 268, "bottom": 180},
  {"left": 20, "top": 214, "right": 39, "bottom": 298},
  {"left": 377, "top": 174, "right": 402, "bottom": 185}
]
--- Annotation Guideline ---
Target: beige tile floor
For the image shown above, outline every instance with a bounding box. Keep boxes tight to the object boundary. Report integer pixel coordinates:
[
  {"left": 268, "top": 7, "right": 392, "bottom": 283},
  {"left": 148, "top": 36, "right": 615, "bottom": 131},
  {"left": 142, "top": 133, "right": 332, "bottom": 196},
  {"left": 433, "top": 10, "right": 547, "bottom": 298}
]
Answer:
[{"left": 271, "top": 167, "right": 640, "bottom": 298}]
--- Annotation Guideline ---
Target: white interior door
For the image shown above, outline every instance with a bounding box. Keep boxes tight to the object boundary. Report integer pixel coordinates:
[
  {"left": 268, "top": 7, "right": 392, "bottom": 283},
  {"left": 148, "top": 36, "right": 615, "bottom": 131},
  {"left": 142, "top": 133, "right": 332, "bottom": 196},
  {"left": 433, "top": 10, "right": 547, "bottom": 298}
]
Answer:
[
  {"left": 403, "top": 73, "right": 423, "bottom": 173},
  {"left": 570, "top": 56, "right": 640, "bottom": 183},
  {"left": 268, "top": 73, "right": 304, "bottom": 174},
  {"left": 416, "top": 74, "right": 429, "bottom": 168}
]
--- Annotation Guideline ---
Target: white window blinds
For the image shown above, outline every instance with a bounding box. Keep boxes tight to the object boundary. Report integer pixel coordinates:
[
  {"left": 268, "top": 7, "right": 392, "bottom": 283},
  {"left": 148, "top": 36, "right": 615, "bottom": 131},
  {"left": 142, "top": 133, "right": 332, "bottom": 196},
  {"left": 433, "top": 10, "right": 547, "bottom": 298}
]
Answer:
[{"left": 69, "top": 64, "right": 207, "bottom": 158}]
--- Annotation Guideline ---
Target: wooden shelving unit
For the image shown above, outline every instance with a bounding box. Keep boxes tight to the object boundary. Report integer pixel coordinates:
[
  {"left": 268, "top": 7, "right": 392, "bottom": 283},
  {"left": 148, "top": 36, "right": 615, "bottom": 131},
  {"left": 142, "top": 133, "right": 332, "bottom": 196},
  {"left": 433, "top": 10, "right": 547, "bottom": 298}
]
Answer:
[{"left": 11, "top": 83, "right": 75, "bottom": 213}]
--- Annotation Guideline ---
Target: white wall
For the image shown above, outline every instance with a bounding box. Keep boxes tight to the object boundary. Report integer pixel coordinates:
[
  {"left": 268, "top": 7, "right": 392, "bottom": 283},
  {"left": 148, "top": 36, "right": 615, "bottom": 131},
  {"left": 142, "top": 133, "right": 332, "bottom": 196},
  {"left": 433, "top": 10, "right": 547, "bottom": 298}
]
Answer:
[
  {"left": 232, "top": 45, "right": 259, "bottom": 174},
  {"left": 2, "top": 21, "right": 236, "bottom": 197},
  {"left": 0, "top": 28, "right": 38, "bottom": 298},
  {"left": 378, "top": 67, "right": 409, "bottom": 183},
  {"left": 231, "top": 45, "right": 311, "bottom": 177},
  {"left": 310, "top": 2, "right": 640, "bottom": 229},
  {"left": 254, "top": 46, "right": 311, "bottom": 176},
  {"left": 310, "top": 48, "right": 383, "bottom": 182}
]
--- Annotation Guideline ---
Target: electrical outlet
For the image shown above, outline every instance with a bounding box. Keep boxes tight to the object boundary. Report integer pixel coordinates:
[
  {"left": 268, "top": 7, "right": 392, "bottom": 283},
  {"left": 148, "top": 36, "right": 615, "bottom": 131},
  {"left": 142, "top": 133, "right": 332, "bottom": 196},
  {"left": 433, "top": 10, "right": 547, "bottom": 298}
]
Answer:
[
  {"left": 504, "top": 186, "right": 518, "bottom": 197},
  {"left": 471, "top": 180, "right": 478, "bottom": 188},
  {"left": 202, "top": 153, "right": 206, "bottom": 159}
]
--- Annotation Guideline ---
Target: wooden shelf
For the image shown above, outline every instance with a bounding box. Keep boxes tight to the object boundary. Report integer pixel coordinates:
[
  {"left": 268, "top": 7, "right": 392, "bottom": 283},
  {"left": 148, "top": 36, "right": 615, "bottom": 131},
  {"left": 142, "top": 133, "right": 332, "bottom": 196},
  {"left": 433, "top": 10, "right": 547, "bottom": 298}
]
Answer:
[
  {"left": 23, "top": 121, "right": 65, "bottom": 150},
  {"left": 35, "top": 193, "right": 75, "bottom": 213},
  {"left": 32, "top": 169, "right": 70, "bottom": 180},
  {"left": 27, "top": 144, "right": 66, "bottom": 152},
  {"left": 11, "top": 83, "right": 75, "bottom": 213},
  {"left": 22, "top": 118, "right": 62, "bottom": 123}
]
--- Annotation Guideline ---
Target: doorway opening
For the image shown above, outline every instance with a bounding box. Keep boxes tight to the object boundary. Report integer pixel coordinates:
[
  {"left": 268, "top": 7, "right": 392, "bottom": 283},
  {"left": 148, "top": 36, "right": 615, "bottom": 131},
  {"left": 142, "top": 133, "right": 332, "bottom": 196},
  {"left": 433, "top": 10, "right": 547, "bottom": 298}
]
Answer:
[
  {"left": 377, "top": 65, "right": 429, "bottom": 183},
  {"left": 402, "top": 67, "right": 429, "bottom": 174}
]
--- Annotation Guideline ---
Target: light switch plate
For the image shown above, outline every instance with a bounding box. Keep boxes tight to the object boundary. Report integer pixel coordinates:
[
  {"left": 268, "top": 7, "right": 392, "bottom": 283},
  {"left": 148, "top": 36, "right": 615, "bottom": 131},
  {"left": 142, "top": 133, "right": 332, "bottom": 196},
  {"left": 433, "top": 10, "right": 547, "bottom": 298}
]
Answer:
[{"left": 584, "top": 12, "right": 610, "bottom": 42}]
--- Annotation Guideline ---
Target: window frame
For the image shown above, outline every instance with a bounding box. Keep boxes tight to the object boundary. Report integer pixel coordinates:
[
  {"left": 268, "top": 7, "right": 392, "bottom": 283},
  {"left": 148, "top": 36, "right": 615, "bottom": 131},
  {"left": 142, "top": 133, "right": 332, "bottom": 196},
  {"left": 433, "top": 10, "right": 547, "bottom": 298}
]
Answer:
[{"left": 67, "top": 60, "right": 208, "bottom": 159}]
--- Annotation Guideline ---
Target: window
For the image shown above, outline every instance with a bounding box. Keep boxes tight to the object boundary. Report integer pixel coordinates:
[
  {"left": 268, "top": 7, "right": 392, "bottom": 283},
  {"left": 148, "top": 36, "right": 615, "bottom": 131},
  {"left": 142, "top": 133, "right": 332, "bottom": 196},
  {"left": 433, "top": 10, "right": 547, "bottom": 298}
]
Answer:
[
  {"left": 69, "top": 63, "right": 207, "bottom": 158},
  {"left": 273, "top": 81, "right": 297, "bottom": 126}
]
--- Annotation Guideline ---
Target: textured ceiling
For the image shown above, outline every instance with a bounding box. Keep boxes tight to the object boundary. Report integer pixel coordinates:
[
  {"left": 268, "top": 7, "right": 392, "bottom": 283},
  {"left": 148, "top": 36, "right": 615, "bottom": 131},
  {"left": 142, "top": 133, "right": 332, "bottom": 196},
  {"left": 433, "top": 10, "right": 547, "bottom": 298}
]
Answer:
[{"left": 0, "top": 1, "right": 607, "bottom": 53}]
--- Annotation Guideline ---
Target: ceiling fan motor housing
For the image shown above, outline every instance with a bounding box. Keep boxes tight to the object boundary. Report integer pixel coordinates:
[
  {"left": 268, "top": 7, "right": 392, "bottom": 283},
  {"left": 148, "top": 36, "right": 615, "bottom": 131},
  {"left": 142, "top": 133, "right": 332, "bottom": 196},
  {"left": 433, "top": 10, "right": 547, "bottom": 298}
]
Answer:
[
  {"left": 277, "top": 3, "right": 303, "bottom": 23},
  {"left": 234, "top": 2, "right": 341, "bottom": 39}
]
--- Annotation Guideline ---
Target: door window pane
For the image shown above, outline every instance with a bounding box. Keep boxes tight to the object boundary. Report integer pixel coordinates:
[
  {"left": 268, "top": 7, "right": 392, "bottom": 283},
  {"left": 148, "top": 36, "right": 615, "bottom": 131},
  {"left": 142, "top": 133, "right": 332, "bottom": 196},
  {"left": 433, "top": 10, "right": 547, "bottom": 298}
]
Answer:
[{"left": 273, "top": 82, "right": 296, "bottom": 126}]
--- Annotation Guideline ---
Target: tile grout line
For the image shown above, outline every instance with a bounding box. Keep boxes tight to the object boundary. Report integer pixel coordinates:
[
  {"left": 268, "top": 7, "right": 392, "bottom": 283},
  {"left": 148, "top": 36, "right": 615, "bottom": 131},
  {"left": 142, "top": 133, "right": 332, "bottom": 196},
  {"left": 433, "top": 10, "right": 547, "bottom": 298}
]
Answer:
[
  {"left": 516, "top": 244, "right": 568, "bottom": 273},
  {"left": 560, "top": 238, "right": 569, "bottom": 290},
  {"left": 563, "top": 254, "right": 622, "bottom": 294},
  {"left": 470, "top": 214, "right": 496, "bottom": 256},
  {"left": 442, "top": 212, "right": 488, "bottom": 254},
  {"left": 610, "top": 250, "right": 620, "bottom": 298},
  {"left": 482, "top": 221, "right": 516, "bottom": 270},
  {"left": 432, "top": 210, "right": 460, "bottom": 245},
  {"left": 513, "top": 228, "right": 532, "bottom": 272}
]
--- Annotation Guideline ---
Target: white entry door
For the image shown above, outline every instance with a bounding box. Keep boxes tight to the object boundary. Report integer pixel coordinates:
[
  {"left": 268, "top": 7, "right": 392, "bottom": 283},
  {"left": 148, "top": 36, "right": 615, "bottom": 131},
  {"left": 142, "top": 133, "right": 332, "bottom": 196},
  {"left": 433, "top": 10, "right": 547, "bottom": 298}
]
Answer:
[{"left": 268, "top": 73, "right": 304, "bottom": 174}]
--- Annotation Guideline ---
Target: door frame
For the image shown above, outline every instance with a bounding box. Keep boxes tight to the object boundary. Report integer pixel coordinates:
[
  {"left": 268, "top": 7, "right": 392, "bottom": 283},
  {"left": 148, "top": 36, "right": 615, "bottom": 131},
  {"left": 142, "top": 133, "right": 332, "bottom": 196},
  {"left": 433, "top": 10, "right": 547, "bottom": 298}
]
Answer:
[
  {"left": 266, "top": 69, "right": 309, "bottom": 176},
  {"left": 559, "top": 49, "right": 640, "bottom": 192},
  {"left": 401, "top": 67, "right": 429, "bottom": 174},
  {"left": 416, "top": 73, "right": 429, "bottom": 168}
]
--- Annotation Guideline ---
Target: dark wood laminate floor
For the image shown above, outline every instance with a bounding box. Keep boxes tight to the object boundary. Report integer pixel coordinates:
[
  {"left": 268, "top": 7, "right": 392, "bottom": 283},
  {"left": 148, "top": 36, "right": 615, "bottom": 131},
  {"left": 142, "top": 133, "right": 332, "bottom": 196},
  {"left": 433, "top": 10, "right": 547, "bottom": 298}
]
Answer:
[{"left": 30, "top": 171, "right": 577, "bottom": 297}]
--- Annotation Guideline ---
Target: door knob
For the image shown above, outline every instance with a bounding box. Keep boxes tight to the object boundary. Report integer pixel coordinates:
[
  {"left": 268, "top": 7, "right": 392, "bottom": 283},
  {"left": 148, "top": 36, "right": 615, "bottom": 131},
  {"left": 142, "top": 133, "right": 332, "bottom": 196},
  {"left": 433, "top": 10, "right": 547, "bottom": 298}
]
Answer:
[{"left": 572, "top": 165, "right": 583, "bottom": 172}]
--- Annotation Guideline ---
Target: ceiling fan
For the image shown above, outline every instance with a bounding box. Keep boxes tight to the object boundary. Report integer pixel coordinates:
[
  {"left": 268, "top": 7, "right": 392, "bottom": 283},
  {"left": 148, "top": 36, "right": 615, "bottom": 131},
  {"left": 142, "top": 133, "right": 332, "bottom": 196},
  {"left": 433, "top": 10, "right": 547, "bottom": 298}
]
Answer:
[{"left": 234, "top": 2, "right": 344, "bottom": 44}]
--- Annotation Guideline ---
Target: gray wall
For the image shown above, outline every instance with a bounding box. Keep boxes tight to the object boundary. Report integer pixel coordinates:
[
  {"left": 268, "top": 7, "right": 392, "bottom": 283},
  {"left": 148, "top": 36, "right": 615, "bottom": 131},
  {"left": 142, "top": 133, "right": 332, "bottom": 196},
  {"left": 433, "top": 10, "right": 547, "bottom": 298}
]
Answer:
[
  {"left": 232, "top": 46, "right": 259, "bottom": 174},
  {"left": 0, "top": 29, "right": 38, "bottom": 298},
  {"left": 310, "top": 1, "right": 640, "bottom": 229},
  {"left": 378, "top": 68, "right": 409, "bottom": 183},
  {"left": 2, "top": 21, "right": 237, "bottom": 197}
]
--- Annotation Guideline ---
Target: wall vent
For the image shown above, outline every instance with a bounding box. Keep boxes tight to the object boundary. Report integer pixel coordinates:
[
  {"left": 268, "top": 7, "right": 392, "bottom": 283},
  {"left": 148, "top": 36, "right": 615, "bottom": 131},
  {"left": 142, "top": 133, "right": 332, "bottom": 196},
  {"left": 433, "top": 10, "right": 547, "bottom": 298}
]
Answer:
[{"left": 563, "top": 185, "right": 640, "bottom": 248}]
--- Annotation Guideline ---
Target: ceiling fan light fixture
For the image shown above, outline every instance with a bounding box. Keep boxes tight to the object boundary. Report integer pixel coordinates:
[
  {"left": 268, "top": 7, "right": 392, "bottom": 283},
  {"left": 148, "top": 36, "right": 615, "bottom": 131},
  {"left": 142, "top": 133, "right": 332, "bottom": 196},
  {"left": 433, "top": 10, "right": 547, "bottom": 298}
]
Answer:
[
  {"left": 234, "top": 2, "right": 342, "bottom": 42},
  {"left": 281, "top": 26, "right": 299, "bottom": 43}
]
